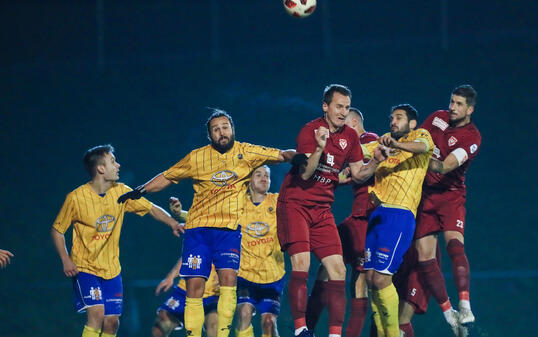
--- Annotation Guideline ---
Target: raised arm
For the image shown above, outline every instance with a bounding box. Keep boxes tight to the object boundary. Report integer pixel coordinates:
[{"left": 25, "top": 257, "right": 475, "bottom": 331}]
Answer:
[
  {"left": 349, "top": 146, "right": 386, "bottom": 184},
  {"left": 300, "top": 126, "right": 328, "bottom": 180},
  {"left": 51, "top": 228, "right": 79, "bottom": 277},
  {"left": 117, "top": 173, "right": 173, "bottom": 204},
  {"left": 0, "top": 249, "right": 14, "bottom": 269},
  {"left": 148, "top": 204, "right": 184, "bottom": 236}
]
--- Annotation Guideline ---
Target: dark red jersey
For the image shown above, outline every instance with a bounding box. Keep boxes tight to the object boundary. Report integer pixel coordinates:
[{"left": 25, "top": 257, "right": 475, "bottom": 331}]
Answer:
[
  {"left": 279, "top": 117, "right": 364, "bottom": 206},
  {"left": 420, "top": 110, "right": 481, "bottom": 193},
  {"left": 350, "top": 131, "right": 379, "bottom": 217}
]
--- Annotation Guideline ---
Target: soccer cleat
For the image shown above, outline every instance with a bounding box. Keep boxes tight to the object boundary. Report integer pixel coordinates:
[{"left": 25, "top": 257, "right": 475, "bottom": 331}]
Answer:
[
  {"left": 458, "top": 307, "right": 475, "bottom": 325},
  {"left": 459, "top": 324, "right": 469, "bottom": 337},
  {"left": 444, "top": 309, "right": 460, "bottom": 337},
  {"left": 296, "top": 329, "right": 315, "bottom": 337}
]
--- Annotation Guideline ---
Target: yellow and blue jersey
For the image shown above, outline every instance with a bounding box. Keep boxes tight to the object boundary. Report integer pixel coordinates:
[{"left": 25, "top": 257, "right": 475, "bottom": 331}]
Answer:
[
  {"left": 238, "top": 193, "right": 285, "bottom": 284},
  {"left": 53, "top": 183, "right": 152, "bottom": 279},
  {"left": 163, "top": 141, "right": 280, "bottom": 231},
  {"left": 362, "top": 129, "right": 434, "bottom": 217}
]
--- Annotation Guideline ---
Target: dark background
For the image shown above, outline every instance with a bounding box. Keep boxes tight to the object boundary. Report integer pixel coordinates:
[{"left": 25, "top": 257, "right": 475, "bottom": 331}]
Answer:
[{"left": 1, "top": 1, "right": 537, "bottom": 336}]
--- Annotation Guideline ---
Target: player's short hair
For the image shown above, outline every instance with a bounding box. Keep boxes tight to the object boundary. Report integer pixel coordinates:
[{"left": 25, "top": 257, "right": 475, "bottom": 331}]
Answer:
[
  {"left": 349, "top": 107, "right": 364, "bottom": 123},
  {"left": 323, "top": 84, "right": 352, "bottom": 105},
  {"left": 206, "top": 108, "right": 235, "bottom": 139},
  {"left": 255, "top": 164, "right": 271, "bottom": 175},
  {"left": 452, "top": 84, "right": 477, "bottom": 107},
  {"left": 83, "top": 144, "right": 114, "bottom": 178},
  {"left": 391, "top": 104, "right": 419, "bottom": 123}
]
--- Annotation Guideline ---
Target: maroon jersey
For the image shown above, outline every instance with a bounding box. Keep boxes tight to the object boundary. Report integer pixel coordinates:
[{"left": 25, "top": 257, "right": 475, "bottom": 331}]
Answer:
[
  {"left": 279, "top": 117, "right": 364, "bottom": 206},
  {"left": 350, "top": 131, "right": 379, "bottom": 217},
  {"left": 420, "top": 110, "right": 481, "bottom": 193}
]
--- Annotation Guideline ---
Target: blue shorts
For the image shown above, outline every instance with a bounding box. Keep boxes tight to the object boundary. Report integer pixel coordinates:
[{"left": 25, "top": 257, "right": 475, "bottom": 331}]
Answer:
[
  {"left": 237, "top": 277, "right": 285, "bottom": 316},
  {"left": 364, "top": 206, "right": 415, "bottom": 275},
  {"left": 73, "top": 272, "right": 123, "bottom": 315},
  {"left": 180, "top": 227, "right": 242, "bottom": 279},
  {"left": 158, "top": 286, "right": 219, "bottom": 323}
]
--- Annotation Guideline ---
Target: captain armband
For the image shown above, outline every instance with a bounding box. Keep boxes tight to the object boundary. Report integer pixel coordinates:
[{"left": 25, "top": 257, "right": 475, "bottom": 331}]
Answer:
[{"left": 451, "top": 148, "right": 469, "bottom": 166}]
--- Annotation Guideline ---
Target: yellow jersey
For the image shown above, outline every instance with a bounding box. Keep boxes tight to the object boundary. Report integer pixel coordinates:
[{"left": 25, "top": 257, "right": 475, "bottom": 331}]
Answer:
[
  {"left": 178, "top": 264, "right": 219, "bottom": 298},
  {"left": 53, "top": 183, "right": 153, "bottom": 279},
  {"left": 363, "top": 129, "right": 434, "bottom": 217},
  {"left": 163, "top": 141, "right": 280, "bottom": 230},
  {"left": 238, "top": 193, "right": 285, "bottom": 284}
]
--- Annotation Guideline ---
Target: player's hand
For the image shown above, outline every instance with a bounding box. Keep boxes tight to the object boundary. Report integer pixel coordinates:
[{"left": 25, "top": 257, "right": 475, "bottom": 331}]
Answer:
[
  {"left": 169, "top": 197, "right": 182, "bottom": 217},
  {"left": 172, "top": 222, "right": 185, "bottom": 237},
  {"left": 62, "top": 257, "right": 79, "bottom": 277},
  {"left": 338, "top": 167, "right": 352, "bottom": 184},
  {"left": 373, "top": 146, "right": 388, "bottom": 163},
  {"left": 379, "top": 134, "right": 397, "bottom": 148},
  {"left": 314, "top": 126, "right": 329, "bottom": 149},
  {"left": 155, "top": 276, "right": 175, "bottom": 296},
  {"left": 117, "top": 185, "right": 146, "bottom": 204},
  {"left": 0, "top": 249, "right": 14, "bottom": 268}
]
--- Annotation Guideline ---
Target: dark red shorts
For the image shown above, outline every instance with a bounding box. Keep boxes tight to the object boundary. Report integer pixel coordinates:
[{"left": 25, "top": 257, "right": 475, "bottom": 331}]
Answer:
[
  {"left": 276, "top": 201, "right": 342, "bottom": 260},
  {"left": 414, "top": 189, "right": 466, "bottom": 239},
  {"left": 338, "top": 215, "right": 369, "bottom": 271}
]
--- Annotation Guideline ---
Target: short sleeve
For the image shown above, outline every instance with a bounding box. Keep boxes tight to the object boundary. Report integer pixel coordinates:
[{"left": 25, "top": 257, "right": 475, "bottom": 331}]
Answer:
[
  {"left": 296, "top": 125, "right": 317, "bottom": 154},
  {"left": 52, "top": 192, "right": 76, "bottom": 234},
  {"left": 242, "top": 143, "right": 281, "bottom": 168},
  {"left": 163, "top": 152, "right": 193, "bottom": 183}
]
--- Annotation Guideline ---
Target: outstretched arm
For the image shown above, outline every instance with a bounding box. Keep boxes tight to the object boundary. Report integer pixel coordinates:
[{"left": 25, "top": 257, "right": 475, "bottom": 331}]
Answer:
[
  {"left": 148, "top": 204, "right": 184, "bottom": 236},
  {"left": 155, "top": 257, "right": 182, "bottom": 296},
  {"left": 117, "top": 173, "right": 173, "bottom": 204},
  {"left": 277, "top": 149, "right": 297, "bottom": 163},
  {"left": 51, "top": 228, "right": 79, "bottom": 277},
  {"left": 350, "top": 146, "right": 387, "bottom": 184}
]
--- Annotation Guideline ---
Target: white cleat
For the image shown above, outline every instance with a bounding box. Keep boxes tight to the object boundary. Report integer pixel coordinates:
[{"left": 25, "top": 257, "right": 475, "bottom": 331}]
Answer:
[
  {"left": 458, "top": 307, "right": 475, "bottom": 336},
  {"left": 445, "top": 309, "right": 460, "bottom": 337}
]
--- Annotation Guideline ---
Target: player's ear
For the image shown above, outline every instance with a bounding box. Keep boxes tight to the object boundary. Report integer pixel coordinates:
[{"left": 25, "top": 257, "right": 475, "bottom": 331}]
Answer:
[
  {"left": 96, "top": 163, "right": 105, "bottom": 175},
  {"left": 466, "top": 105, "right": 474, "bottom": 116},
  {"left": 322, "top": 101, "right": 329, "bottom": 112},
  {"left": 409, "top": 119, "right": 417, "bottom": 130}
]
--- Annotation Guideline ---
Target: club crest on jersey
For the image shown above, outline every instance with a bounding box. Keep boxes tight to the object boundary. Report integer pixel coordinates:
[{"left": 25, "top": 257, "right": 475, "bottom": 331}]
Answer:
[
  {"left": 211, "top": 170, "right": 238, "bottom": 187},
  {"left": 448, "top": 136, "right": 458, "bottom": 146},
  {"left": 245, "top": 221, "right": 270, "bottom": 238},
  {"left": 187, "top": 254, "right": 202, "bottom": 270},
  {"left": 95, "top": 215, "right": 116, "bottom": 232},
  {"left": 339, "top": 139, "right": 347, "bottom": 150},
  {"left": 237, "top": 153, "right": 243, "bottom": 159},
  {"left": 268, "top": 207, "right": 274, "bottom": 213}
]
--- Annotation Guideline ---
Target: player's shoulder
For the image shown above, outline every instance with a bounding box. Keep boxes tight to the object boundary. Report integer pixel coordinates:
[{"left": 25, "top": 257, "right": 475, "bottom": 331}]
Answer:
[
  {"left": 191, "top": 144, "right": 213, "bottom": 155},
  {"left": 463, "top": 121, "right": 481, "bottom": 139},
  {"left": 267, "top": 192, "right": 279, "bottom": 203},
  {"left": 423, "top": 110, "right": 450, "bottom": 130},
  {"left": 360, "top": 131, "right": 379, "bottom": 144},
  {"left": 303, "top": 117, "right": 325, "bottom": 130},
  {"left": 414, "top": 128, "right": 432, "bottom": 137}
]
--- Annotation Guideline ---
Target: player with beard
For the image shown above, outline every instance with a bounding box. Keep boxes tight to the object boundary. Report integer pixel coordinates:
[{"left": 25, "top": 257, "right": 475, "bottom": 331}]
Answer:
[
  {"left": 361, "top": 104, "right": 433, "bottom": 337},
  {"left": 118, "top": 109, "right": 296, "bottom": 337},
  {"left": 398, "top": 85, "right": 481, "bottom": 337}
]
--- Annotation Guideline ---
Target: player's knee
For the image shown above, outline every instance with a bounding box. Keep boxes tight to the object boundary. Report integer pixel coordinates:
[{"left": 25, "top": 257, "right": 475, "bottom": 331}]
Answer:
[
  {"left": 236, "top": 305, "right": 253, "bottom": 325},
  {"left": 103, "top": 316, "right": 120, "bottom": 334},
  {"left": 371, "top": 272, "right": 391, "bottom": 290},
  {"left": 205, "top": 313, "right": 218, "bottom": 337},
  {"left": 86, "top": 306, "right": 106, "bottom": 327},
  {"left": 152, "top": 312, "right": 177, "bottom": 337},
  {"left": 261, "top": 314, "right": 277, "bottom": 332}
]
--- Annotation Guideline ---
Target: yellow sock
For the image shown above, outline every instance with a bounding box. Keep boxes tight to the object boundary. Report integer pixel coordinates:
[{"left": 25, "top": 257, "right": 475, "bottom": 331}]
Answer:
[
  {"left": 82, "top": 325, "right": 101, "bottom": 337},
  {"left": 217, "top": 286, "right": 237, "bottom": 337},
  {"left": 374, "top": 283, "right": 400, "bottom": 337},
  {"left": 369, "top": 290, "right": 386, "bottom": 337},
  {"left": 185, "top": 297, "right": 205, "bottom": 337},
  {"left": 236, "top": 324, "right": 254, "bottom": 337},
  {"left": 101, "top": 333, "right": 116, "bottom": 337}
]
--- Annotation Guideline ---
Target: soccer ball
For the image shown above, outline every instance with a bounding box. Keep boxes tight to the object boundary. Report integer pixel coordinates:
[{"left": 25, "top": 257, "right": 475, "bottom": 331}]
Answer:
[{"left": 283, "top": 0, "right": 317, "bottom": 18}]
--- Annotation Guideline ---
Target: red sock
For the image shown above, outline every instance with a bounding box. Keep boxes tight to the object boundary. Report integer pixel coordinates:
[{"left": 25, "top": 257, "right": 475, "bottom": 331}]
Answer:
[
  {"left": 326, "top": 280, "right": 346, "bottom": 336},
  {"left": 345, "top": 298, "right": 368, "bottom": 337},
  {"left": 418, "top": 259, "right": 450, "bottom": 305},
  {"left": 306, "top": 280, "right": 327, "bottom": 329},
  {"left": 399, "top": 322, "right": 414, "bottom": 337},
  {"left": 289, "top": 271, "right": 309, "bottom": 330},
  {"left": 447, "top": 239, "right": 470, "bottom": 294}
]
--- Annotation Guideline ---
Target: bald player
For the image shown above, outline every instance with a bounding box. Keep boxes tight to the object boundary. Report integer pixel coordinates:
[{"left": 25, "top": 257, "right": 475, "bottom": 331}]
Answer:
[
  {"left": 362, "top": 104, "right": 433, "bottom": 337},
  {"left": 51, "top": 144, "right": 182, "bottom": 337},
  {"left": 118, "top": 109, "right": 295, "bottom": 337}
]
